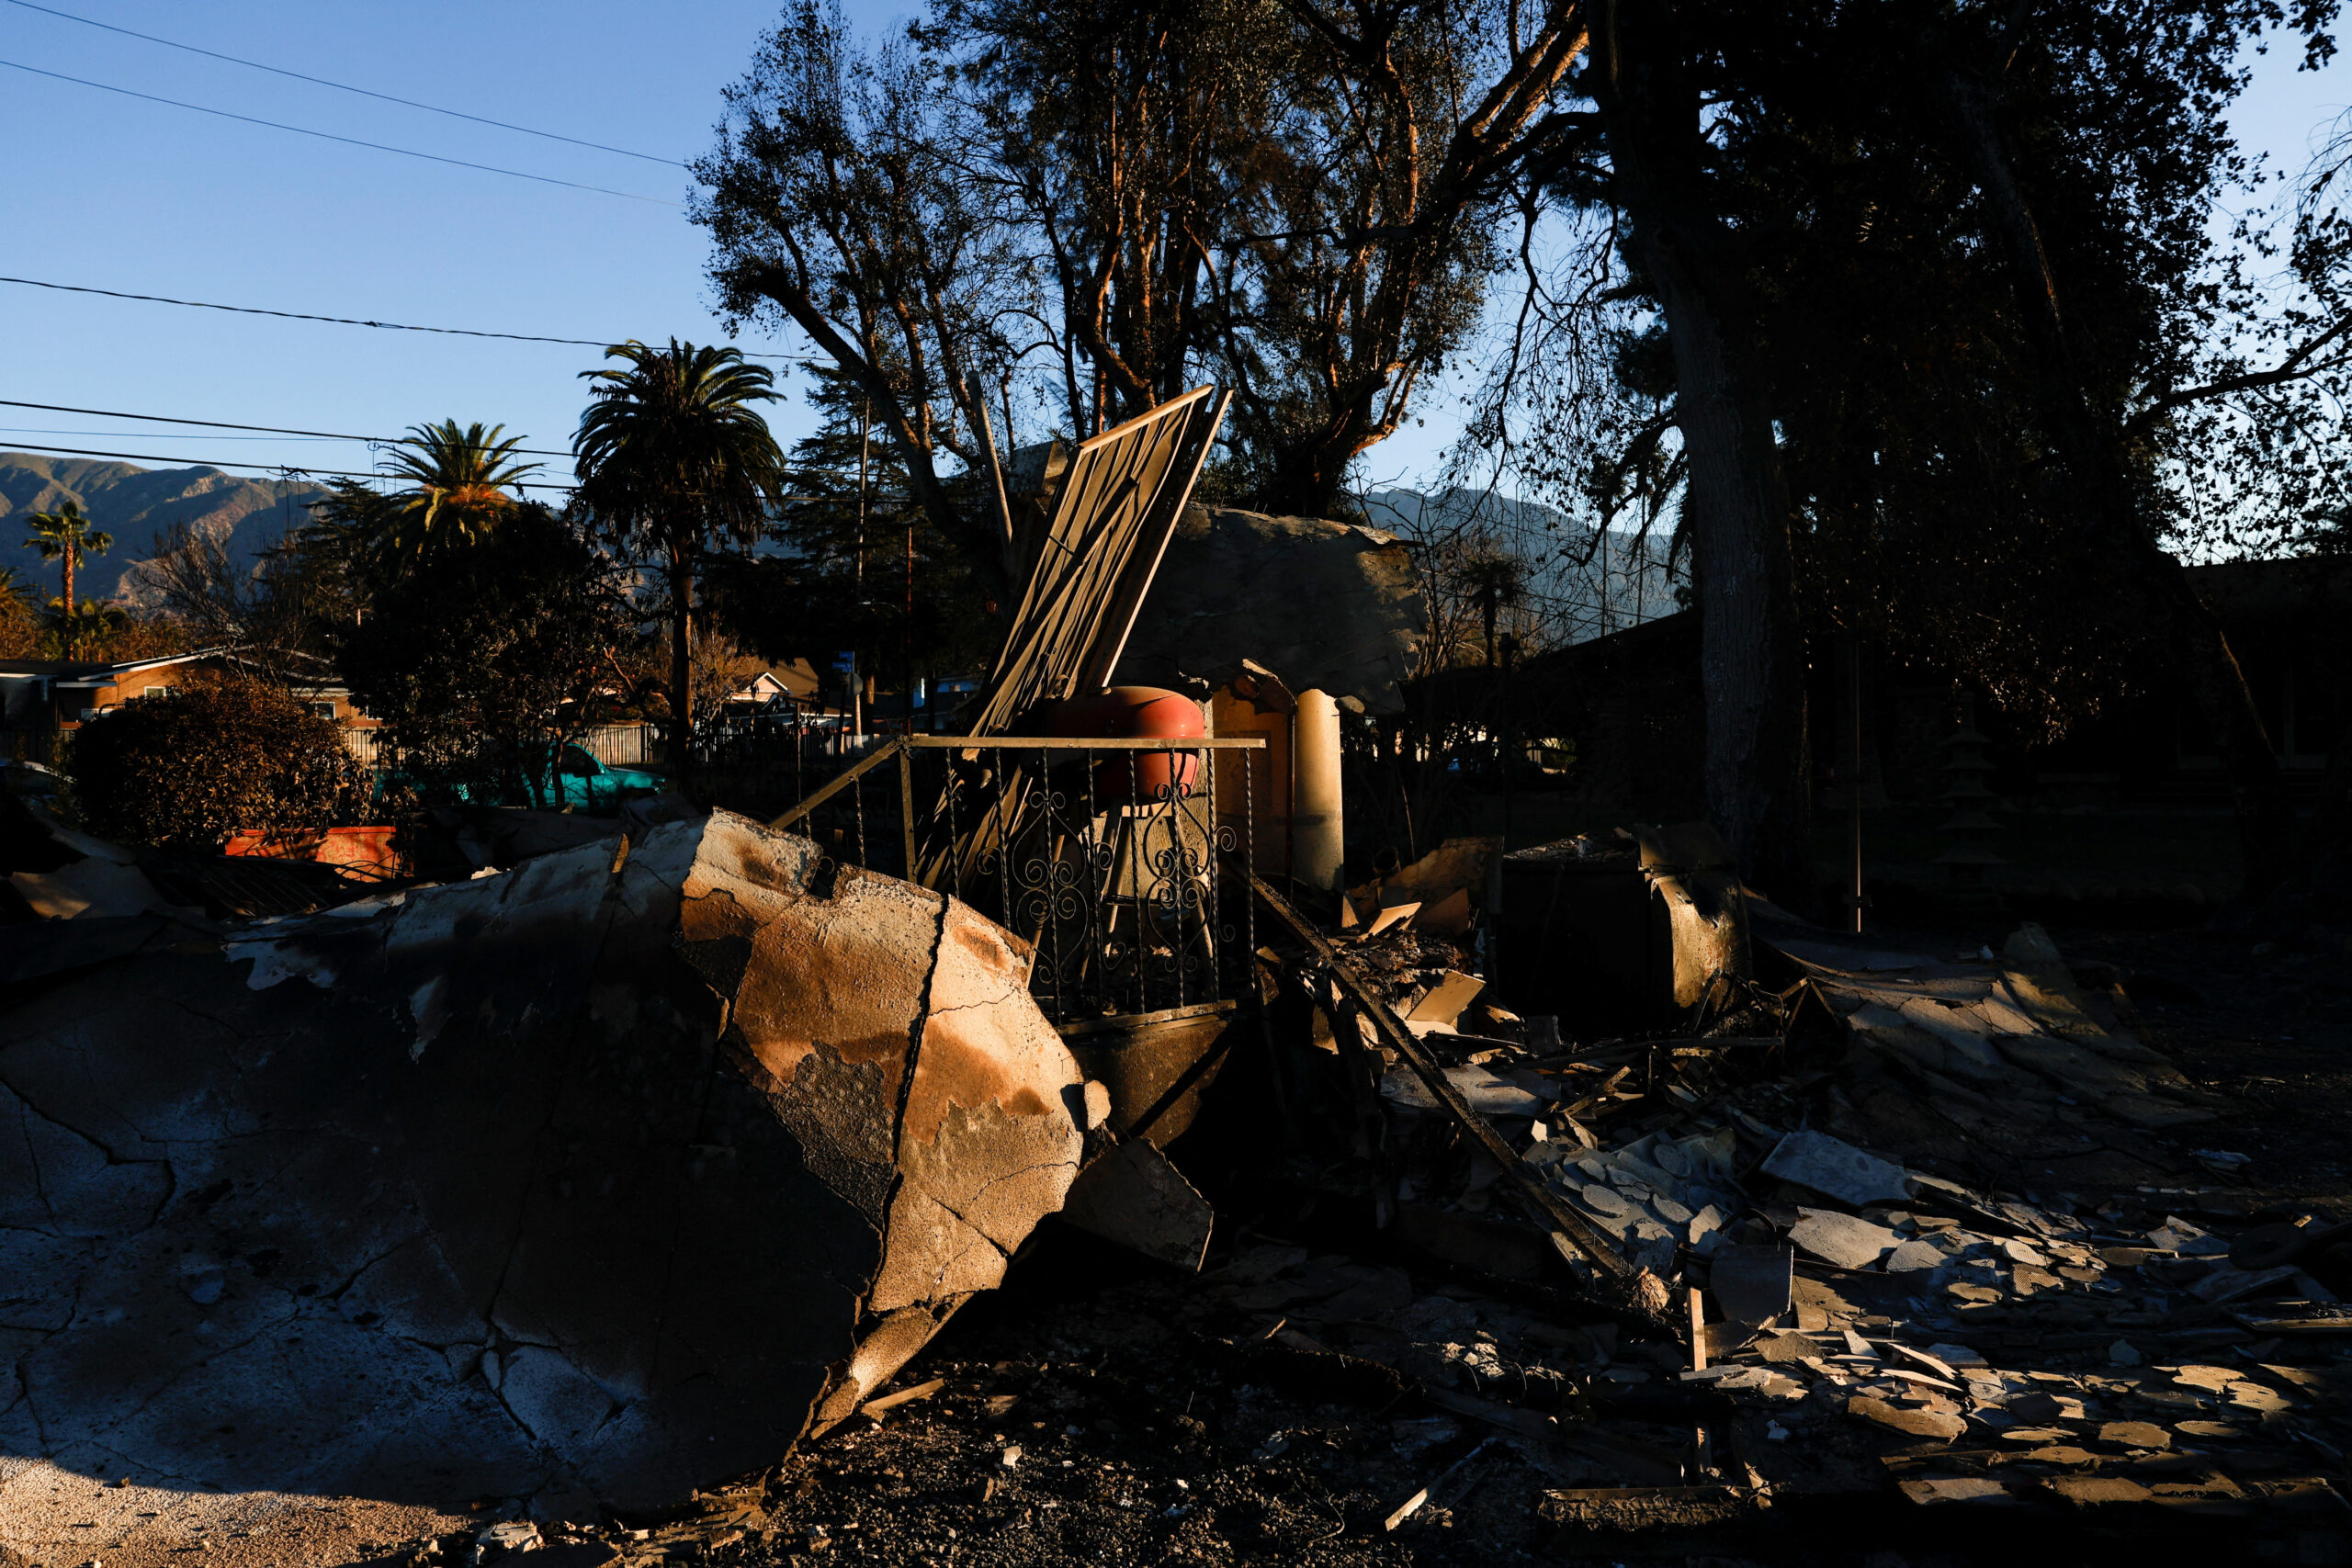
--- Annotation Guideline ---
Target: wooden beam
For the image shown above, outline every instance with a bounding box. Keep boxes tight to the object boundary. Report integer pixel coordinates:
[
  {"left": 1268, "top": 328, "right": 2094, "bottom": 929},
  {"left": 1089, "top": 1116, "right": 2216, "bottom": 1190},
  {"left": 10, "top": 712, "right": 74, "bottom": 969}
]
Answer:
[
  {"left": 767, "top": 739, "right": 906, "bottom": 832},
  {"left": 1248, "top": 871, "right": 1679, "bottom": 1338},
  {"left": 899, "top": 735, "right": 1265, "bottom": 750}
]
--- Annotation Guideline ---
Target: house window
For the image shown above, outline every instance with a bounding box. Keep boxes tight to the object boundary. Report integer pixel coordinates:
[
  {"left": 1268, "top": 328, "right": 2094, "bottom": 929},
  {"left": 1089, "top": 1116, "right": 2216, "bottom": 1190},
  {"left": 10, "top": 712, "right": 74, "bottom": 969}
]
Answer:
[
  {"left": 140, "top": 684, "right": 166, "bottom": 700},
  {"left": 311, "top": 701, "right": 337, "bottom": 721}
]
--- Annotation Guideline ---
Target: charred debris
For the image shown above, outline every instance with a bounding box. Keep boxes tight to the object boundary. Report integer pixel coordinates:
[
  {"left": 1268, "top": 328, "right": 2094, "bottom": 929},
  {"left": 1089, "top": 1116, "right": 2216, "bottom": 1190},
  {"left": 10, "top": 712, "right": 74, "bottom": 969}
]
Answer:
[
  {"left": 3, "top": 388, "right": 2348, "bottom": 1562},
  {"left": 1190, "top": 829, "right": 2351, "bottom": 1534}
]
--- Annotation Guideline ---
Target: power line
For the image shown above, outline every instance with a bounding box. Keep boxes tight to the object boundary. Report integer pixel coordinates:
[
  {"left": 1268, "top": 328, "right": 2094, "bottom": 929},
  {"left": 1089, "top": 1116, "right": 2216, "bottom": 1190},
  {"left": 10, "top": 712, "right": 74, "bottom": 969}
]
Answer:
[
  {"left": 0, "top": 442, "right": 905, "bottom": 504},
  {"left": 1, "top": 0, "right": 685, "bottom": 167},
  {"left": 0, "top": 400, "right": 576, "bottom": 457},
  {"left": 0, "top": 425, "right": 356, "bottom": 443},
  {"left": 0, "top": 57, "right": 678, "bottom": 204},
  {"left": 0, "top": 442, "right": 577, "bottom": 490},
  {"left": 0, "top": 275, "right": 794, "bottom": 360}
]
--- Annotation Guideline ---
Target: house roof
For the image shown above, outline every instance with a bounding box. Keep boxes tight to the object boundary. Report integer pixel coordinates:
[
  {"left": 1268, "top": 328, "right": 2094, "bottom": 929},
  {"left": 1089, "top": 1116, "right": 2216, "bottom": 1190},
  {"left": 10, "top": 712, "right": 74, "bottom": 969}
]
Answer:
[
  {"left": 0, "top": 647, "right": 361, "bottom": 702},
  {"left": 0, "top": 647, "right": 241, "bottom": 686},
  {"left": 725, "top": 659, "right": 821, "bottom": 703}
]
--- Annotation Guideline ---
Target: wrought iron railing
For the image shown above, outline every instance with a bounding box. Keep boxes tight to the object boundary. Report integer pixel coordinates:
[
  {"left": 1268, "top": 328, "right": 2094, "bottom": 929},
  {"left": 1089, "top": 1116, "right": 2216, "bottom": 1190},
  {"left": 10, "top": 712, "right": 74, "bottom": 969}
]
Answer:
[{"left": 770, "top": 735, "right": 1268, "bottom": 1025}]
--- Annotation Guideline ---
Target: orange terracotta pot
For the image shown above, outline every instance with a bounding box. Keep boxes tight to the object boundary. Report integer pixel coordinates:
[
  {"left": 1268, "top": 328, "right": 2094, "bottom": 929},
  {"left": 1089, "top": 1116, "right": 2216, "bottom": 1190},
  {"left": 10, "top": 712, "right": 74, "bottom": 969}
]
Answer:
[{"left": 1025, "top": 686, "right": 1206, "bottom": 801}]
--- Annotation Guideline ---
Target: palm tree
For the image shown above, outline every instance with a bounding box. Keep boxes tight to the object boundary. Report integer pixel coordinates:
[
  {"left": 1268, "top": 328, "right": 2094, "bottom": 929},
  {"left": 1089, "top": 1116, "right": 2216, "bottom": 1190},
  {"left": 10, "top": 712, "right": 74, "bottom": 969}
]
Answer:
[
  {"left": 42, "top": 596, "right": 132, "bottom": 660},
  {"left": 24, "top": 501, "right": 113, "bottom": 658},
  {"left": 376, "top": 423, "right": 538, "bottom": 570},
  {"left": 320, "top": 423, "right": 543, "bottom": 576},
  {"left": 571, "top": 341, "right": 786, "bottom": 795},
  {"left": 1458, "top": 550, "right": 1527, "bottom": 668}
]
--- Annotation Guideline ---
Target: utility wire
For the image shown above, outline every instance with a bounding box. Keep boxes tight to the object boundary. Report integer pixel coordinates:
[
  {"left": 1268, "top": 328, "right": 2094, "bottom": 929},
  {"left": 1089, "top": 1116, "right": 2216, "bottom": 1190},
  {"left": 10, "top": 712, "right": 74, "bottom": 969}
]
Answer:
[
  {"left": 1, "top": 0, "right": 686, "bottom": 167},
  {"left": 0, "top": 426, "right": 356, "bottom": 443},
  {"left": 0, "top": 440, "right": 574, "bottom": 489},
  {"left": 0, "top": 275, "right": 793, "bottom": 360},
  {"left": 0, "top": 58, "right": 678, "bottom": 204},
  {"left": 0, "top": 399, "right": 575, "bottom": 457},
  {"left": 0, "top": 441, "right": 905, "bottom": 504}
]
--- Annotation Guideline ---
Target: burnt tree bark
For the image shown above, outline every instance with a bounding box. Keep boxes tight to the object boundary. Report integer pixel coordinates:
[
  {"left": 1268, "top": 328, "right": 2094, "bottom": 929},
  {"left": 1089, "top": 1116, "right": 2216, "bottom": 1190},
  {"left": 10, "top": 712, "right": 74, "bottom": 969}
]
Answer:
[
  {"left": 1937, "top": 66, "right": 2295, "bottom": 898},
  {"left": 1588, "top": 0, "right": 1813, "bottom": 900},
  {"left": 668, "top": 544, "right": 696, "bottom": 797}
]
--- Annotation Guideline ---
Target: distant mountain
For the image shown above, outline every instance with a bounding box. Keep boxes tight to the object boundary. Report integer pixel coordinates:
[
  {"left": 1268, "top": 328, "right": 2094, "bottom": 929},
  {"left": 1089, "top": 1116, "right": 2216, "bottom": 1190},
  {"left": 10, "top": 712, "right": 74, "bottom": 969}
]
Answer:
[
  {"left": 0, "top": 454, "right": 332, "bottom": 604},
  {"left": 1360, "top": 485, "right": 1587, "bottom": 542},
  {"left": 1362, "top": 485, "right": 1685, "bottom": 642}
]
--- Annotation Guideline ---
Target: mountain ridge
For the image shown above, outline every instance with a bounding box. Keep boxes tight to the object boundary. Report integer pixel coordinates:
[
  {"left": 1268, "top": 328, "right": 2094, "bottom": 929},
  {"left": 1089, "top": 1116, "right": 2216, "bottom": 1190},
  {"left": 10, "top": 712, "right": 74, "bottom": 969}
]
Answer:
[
  {"left": 0, "top": 453, "right": 333, "bottom": 604},
  {"left": 1362, "top": 484, "right": 1684, "bottom": 640}
]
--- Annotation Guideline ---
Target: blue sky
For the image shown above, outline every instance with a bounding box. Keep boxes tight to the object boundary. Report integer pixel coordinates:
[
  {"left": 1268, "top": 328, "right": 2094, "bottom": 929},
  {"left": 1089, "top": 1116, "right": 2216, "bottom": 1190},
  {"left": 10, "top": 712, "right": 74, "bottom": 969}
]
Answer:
[{"left": 0, "top": 2, "right": 2344, "bottom": 497}]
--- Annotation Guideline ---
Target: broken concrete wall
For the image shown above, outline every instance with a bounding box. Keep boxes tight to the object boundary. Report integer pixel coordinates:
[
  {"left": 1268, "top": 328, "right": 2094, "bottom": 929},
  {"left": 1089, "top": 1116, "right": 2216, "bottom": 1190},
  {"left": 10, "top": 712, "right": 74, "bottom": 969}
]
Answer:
[
  {"left": 1114, "top": 505, "right": 1426, "bottom": 715},
  {"left": 0, "top": 810, "right": 1083, "bottom": 1515}
]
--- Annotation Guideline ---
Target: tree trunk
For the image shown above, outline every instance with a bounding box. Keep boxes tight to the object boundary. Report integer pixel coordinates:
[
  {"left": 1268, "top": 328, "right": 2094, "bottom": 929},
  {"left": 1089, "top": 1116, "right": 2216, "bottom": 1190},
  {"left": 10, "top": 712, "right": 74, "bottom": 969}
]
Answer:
[
  {"left": 2263, "top": 559, "right": 2352, "bottom": 926},
  {"left": 1937, "top": 66, "right": 2295, "bottom": 897},
  {"left": 62, "top": 547, "right": 75, "bottom": 660},
  {"left": 670, "top": 548, "right": 695, "bottom": 799},
  {"left": 1589, "top": 0, "right": 1814, "bottom": 901},
  {"left": 2288, "top": 707, "right": 2352, "bottom": 880},
  {"left": 740, "top": 264, "right": 1014, "bottom": 610},
  {"left": 1256, "top": 407, "right": 1368, "bottom": 521}
]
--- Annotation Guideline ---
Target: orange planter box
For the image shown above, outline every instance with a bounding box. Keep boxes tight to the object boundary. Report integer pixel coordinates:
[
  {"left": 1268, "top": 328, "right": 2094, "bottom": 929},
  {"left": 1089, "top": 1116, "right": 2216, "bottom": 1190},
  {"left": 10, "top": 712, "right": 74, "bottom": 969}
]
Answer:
[{"left": 223, "top": 825, "right": 405, "bottom": 877}]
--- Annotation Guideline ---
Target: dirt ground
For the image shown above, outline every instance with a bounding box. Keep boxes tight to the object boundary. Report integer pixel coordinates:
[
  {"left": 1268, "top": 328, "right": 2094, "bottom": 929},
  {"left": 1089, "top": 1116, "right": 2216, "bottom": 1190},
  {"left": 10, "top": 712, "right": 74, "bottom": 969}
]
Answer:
[
  {"left": 13, "top": 899, "right": 2339, "bottom": 1568},
  {"left": 340, "top": 909, "right": 2352, "bottom": 1568},
  {"left": 2059, "top": 920, "right": 2352, "bottom": 1208}
]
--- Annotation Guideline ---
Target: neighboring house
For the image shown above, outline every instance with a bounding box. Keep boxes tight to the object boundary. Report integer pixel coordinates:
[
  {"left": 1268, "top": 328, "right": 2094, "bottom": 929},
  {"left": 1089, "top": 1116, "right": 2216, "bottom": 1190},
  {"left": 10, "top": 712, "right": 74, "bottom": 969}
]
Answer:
[
  {"left": 1508, "top": 556, "right": 2348, "bottom": 818},
  {"left": 720, "top": 658, "right": 821, "bottom": 715},
  {"left": 0, "top": 647, "right": 383, "bottom": 761},
  {"left": 265, "top": 648, "right": 385, "bottom": 764},
  {"left": 0, "top": 648, "right": 239, "bottom": 732}
]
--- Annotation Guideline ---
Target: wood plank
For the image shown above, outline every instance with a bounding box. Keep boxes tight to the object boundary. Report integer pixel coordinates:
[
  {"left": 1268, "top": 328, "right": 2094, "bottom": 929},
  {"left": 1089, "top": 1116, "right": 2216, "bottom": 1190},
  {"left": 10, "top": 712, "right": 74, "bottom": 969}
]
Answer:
[
  {"left": 900, "top": 735, "right": 1264, "bottom": 750},
  {"left": 1249, "top": 872, "right": 1679, "bottom": 1339},
  {"left": 766, "top": 739, "right": 905, "bottom": 832}
]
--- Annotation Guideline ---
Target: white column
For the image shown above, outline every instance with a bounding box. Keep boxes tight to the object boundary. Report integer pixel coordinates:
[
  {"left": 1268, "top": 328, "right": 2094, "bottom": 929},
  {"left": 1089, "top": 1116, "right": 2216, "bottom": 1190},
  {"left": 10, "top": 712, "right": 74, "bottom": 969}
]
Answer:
[{"left": 1293, "top": 689, "right": 1344, "bottom": 892}]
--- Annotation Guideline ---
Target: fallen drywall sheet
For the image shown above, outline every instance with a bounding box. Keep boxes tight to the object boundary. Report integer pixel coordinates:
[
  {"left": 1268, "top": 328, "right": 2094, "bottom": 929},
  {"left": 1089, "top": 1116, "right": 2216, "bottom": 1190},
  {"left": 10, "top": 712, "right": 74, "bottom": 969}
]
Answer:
[
  {"left": 1771, "top": 921, "right": 2230, "bottom": 1143},
  {"left": 0, "top": 809, "right": 1084, "bottom": 1563}
]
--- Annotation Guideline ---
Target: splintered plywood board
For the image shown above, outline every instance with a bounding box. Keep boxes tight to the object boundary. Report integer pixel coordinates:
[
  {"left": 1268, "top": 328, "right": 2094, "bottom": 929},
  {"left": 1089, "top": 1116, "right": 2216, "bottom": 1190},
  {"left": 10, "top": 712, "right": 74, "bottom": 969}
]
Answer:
[
  {"left": 966, "top": 387, "right": 1231, "bottom": 739},
  {"left": 1407, "top": 971, "right": 1486, "bottom": 1028}
]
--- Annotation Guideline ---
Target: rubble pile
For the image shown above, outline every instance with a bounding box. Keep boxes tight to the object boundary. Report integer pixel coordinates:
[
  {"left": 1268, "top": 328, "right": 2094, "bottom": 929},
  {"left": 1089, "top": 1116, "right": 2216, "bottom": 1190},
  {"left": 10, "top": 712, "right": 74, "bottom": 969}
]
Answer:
[
  {"left": 1240, "top": 853, "right": 2352, "bottom": 1529},
  {"left": 5, "top": 774, "right": 2346, "bottom": 1561}
]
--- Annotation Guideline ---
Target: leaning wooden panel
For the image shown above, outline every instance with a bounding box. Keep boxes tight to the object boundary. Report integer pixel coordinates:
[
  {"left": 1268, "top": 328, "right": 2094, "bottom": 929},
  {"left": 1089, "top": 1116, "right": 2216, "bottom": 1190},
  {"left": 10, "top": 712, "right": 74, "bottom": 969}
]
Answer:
[
  {"left": 966, "top": 386, "right": 1226, "bottom": 739},
  {"left": 922, "top": 389, "right": 1229, "bottom": 897}
]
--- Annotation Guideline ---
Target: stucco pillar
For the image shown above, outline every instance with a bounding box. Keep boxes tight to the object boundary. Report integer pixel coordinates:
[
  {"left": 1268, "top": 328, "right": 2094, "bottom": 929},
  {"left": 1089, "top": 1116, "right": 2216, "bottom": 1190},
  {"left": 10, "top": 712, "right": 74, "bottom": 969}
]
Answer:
[{"left": 1294, "top": 689, "right": 1344, "bottom": 892}]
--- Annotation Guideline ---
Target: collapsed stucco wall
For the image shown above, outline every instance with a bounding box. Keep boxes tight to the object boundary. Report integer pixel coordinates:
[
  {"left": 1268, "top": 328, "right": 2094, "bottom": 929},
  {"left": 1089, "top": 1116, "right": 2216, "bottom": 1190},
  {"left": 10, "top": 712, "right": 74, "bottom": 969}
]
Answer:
[
  {"left": 0, "top": 810, "right": 1083, "bottom": 1517},
  {"left": 1114, "top": 504, "right": 1426, "bottom": 715}
]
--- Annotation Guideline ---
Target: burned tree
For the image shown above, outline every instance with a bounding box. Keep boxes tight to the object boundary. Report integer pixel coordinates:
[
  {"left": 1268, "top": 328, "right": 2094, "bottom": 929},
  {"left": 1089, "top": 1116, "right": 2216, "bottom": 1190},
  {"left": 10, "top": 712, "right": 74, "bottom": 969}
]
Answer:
[
  {"left": 691, "top": 0, "right": 1593, "bottom": 581},
  {"left": 1469, "top": 0, "right": 2346, "bottom": 899}
]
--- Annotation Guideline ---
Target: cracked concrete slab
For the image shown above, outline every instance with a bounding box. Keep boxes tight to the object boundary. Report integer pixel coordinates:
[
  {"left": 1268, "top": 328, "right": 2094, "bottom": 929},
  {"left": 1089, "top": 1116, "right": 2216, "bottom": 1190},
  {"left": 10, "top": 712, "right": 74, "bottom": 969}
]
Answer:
[{"left": 0, "top": 809, "right": 1085, "bottom": 1563}]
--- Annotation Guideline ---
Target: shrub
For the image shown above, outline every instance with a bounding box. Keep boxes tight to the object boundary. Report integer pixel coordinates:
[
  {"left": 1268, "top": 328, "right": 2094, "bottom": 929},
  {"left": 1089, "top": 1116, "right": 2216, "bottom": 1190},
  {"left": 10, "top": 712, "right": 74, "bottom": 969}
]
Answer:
[
  {"left": 339, "top": 502, "right": 625, "bottom": 808},
  {"left": 67, "top": 673, "right": 370, "bottom": 849}
]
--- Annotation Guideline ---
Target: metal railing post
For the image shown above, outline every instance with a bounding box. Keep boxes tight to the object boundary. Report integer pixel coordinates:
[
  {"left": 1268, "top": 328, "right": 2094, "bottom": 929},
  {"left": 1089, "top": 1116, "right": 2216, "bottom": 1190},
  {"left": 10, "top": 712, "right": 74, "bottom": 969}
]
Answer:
[{"left": 773, "top": 735, "right": 1266, "bottom": 1015}]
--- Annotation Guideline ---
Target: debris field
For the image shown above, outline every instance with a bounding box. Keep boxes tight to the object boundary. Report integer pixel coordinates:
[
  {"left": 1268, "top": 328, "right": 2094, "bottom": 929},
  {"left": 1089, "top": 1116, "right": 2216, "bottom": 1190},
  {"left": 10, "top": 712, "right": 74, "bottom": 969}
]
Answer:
[{"left": 4, "top": 388, "right": 2349, "bottom": 1566}]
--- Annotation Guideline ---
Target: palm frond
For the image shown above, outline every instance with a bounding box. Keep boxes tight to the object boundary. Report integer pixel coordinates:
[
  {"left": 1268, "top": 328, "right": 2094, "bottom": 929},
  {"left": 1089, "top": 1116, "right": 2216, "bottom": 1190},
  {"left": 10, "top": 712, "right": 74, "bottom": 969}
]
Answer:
[
  {"left": 362, "top": 421, "right": 546, "bottom": 572},
  {"left": 571, "top": 340, "right": 787, "bottom": 557}
]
